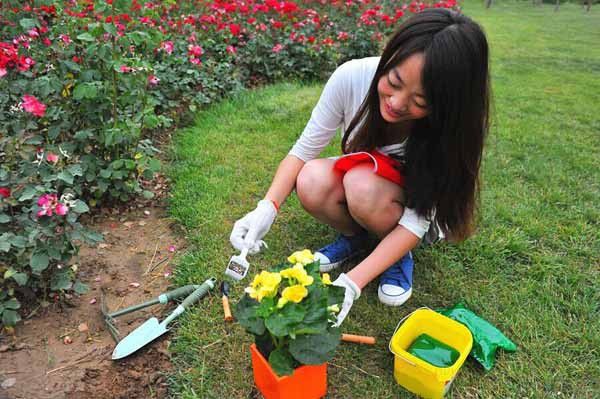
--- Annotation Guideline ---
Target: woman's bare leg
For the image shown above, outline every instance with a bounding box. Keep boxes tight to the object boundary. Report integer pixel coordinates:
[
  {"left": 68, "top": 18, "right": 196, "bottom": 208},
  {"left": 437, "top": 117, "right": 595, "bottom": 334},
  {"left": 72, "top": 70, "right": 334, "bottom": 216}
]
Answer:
[
  {"left": 342, "top": 165, "right": 405, "bottom": 239},
  {"left": 295, "top": 159, "right": 363, "bottom": 236}
]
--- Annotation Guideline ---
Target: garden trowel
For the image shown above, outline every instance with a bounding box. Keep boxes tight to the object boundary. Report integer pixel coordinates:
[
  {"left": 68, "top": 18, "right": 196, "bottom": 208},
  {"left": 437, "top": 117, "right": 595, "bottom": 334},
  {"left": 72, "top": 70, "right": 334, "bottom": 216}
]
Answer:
[{"left": 112, "top": 277, "right": 216, "bottom": 360}]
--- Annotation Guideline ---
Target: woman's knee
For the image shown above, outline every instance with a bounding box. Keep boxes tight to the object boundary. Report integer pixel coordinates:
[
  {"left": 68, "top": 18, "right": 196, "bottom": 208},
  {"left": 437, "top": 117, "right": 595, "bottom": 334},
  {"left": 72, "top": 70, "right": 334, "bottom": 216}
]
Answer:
[
  {"left": 343, "top": 166, "right": 403, "bottom": 222},
  {"left": 296, "top": 159, "right": 340, "bottom": 210}
]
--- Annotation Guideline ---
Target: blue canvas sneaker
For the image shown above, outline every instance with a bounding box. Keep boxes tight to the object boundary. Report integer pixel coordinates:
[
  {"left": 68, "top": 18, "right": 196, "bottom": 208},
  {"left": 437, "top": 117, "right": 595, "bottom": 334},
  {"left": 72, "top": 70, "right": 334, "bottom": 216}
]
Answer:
[
  {"left": 314, "top": 231, "right": 369, "bottom": 272},
  {"left": 378, "top": 251, "right": 414, "bottom": 306}
]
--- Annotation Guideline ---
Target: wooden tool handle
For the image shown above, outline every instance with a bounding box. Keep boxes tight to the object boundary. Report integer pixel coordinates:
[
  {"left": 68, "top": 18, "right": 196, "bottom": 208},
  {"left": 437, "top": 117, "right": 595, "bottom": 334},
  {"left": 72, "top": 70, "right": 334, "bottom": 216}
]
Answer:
[
  {"left": 222, "top": 295, "right": 233, "bottom": 321},
  {"left": 342, "top": 334, "right": 376, "bottom": 345}
]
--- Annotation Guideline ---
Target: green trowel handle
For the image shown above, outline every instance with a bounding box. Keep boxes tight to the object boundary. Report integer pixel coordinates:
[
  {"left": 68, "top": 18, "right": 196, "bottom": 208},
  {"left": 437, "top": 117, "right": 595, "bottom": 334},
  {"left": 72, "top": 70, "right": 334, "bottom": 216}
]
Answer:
[
  {"left": 109, "top": 285, "right": 199, "bottom": 318},
  {"left": 162, "top": 285, "right": 201, "bottom": 302},
  {"left": 181, "top": 278, "right": 217, "bottom": 309}
]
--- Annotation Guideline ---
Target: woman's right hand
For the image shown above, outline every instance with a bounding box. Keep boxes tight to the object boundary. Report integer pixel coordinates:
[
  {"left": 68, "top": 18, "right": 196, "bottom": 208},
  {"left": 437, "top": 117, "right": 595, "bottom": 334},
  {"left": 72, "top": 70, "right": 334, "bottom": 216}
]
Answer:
[{"left": 230, "top": 199, "right": 277, "bottom": 254}]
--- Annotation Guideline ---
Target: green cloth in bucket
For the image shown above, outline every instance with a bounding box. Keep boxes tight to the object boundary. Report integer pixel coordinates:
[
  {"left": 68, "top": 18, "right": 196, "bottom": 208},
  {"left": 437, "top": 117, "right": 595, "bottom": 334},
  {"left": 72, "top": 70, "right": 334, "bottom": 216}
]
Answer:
[
  {"left": 438, "top": 303, "right": 517, "bottom": 371},
  {"left": 407, "top": 334, "right": 460, "bottom": 368}
]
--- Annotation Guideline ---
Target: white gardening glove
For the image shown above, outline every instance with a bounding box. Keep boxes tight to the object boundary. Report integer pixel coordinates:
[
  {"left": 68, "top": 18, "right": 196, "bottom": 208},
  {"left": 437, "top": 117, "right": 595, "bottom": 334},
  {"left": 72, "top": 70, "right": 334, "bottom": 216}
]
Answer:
[
  {"left": 230, "top": 199, "right": 277, "bottom": 254},
  {"left": 332, "top": 273, "right": 361, "bottom": 327}
]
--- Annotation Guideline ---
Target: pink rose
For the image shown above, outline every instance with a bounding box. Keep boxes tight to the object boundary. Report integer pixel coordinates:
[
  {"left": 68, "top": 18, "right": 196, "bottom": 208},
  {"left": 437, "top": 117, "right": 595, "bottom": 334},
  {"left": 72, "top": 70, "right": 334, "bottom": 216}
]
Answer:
[
  {"left": 22, "top": 95, "right": 46, "bottom": 117},
  {"left": 46, "top": 152, "right": 59, "bottom": 163},
  {"left": 161, "top": 41, "right": 174, "bottom": 54},
  {"left": 147, "top": 74, "right": 160, "bottom": 86},
  {"left": 36, "top": 193, "right": 69, "bottom": 217},
  {"left": 187, "top": 45, "right": 204, "bottom": 57}
]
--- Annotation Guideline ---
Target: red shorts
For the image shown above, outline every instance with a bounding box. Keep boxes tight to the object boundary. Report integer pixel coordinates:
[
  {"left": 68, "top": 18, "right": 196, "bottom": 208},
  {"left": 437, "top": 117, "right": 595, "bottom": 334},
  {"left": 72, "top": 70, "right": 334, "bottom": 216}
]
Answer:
[{"left": 333, "top": 150, "right": 404, "bottom": 186}]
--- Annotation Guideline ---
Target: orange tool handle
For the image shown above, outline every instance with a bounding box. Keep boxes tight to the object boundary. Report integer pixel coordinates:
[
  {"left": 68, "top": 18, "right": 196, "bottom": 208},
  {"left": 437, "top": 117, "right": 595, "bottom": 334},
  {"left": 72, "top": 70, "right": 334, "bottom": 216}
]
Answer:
[
  {"left": 222, "top": 295, "right": 233, "bottom": 321},
  {"left": 342, "top": 334, "right": 376, "bottom": 345}
]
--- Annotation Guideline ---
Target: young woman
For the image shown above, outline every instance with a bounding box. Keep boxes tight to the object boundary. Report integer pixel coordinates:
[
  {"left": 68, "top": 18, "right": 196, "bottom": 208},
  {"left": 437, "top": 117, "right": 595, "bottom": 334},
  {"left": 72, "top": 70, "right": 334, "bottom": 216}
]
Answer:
[{"left": 230, "top": 8, "right": 490, "bottom": 325}]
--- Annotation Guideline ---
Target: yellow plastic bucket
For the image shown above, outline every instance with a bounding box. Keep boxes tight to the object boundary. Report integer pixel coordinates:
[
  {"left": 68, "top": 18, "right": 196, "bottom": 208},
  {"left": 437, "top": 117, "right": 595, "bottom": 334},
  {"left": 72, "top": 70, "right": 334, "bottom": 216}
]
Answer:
[{"left": 389, "top": 308, "right": 473, "bottom": 399}]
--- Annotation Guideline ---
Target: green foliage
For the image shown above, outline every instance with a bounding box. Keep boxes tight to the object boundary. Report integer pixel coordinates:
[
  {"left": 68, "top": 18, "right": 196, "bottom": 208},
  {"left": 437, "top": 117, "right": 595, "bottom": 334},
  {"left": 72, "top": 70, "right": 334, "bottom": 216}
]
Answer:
[
  {"left": 235, "top": 257, "right": 344, "bottom": 376},
  {"left": 0, "top": 0, "right": 457, "bottom": 331}
]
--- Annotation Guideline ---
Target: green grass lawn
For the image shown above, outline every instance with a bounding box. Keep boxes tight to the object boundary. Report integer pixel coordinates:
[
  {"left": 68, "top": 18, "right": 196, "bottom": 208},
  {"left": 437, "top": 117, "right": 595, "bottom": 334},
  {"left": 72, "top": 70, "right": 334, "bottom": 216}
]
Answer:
[{"left": 165, "top": 1, "right": 599, "bottom": 397}]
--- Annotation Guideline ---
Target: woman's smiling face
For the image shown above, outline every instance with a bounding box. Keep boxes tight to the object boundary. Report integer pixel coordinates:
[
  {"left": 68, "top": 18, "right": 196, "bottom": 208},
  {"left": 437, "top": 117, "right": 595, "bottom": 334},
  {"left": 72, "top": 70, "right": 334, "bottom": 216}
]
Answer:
[{"left": 377, "top": 52, "right": 429, "bottom": 124}]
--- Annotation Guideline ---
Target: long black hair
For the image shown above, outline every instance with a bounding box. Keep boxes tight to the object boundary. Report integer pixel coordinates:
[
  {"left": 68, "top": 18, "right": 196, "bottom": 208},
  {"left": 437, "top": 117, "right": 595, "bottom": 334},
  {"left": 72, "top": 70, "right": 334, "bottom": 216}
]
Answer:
[{"left": 342, "top": 8, "right": 490, "bottom": 241}]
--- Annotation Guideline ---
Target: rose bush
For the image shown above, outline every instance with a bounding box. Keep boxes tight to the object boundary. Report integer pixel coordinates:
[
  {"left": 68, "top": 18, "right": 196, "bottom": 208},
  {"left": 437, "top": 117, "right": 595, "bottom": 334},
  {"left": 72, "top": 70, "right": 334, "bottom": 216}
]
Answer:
[{"left": 0, "top": 0, "right": 459, "bottom": 326}]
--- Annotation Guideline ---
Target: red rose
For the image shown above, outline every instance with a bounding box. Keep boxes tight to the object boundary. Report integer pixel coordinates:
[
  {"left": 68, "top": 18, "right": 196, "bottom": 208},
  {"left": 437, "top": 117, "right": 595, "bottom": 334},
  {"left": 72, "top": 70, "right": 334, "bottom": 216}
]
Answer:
[{"left": 229, "top": 23, "right": 241, "bottom": 36}]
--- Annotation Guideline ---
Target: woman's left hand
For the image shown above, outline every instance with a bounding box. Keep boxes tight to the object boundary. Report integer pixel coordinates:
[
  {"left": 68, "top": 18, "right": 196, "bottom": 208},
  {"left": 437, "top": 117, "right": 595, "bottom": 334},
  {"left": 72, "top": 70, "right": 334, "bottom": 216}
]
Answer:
[{"left": 332, "top": 273, "right": 361, "bottom": 327}]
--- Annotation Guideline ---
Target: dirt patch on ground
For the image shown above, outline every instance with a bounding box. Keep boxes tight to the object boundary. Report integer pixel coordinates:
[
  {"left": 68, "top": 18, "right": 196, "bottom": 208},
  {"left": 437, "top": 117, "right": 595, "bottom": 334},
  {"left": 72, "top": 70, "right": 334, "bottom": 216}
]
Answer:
[{"left": 0, "top": 181, "right": 187, "bottom": 399}]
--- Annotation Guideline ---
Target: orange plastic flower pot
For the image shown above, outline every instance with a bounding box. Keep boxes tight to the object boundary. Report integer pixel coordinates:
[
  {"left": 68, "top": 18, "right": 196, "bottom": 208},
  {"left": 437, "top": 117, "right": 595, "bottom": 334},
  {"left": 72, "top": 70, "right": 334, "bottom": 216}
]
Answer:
[{"left": 250, "top": 344, "right": 327, "bottom": 399}]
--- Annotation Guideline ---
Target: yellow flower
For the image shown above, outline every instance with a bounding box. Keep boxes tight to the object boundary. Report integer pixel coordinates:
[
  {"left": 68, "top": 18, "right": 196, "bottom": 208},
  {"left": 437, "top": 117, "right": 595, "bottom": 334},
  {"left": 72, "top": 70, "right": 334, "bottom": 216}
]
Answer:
[
  {"left": 280, "top": 263, "right": 314, "bottom": 286},
  {"left": 244, "top": 271, "right": 281, "bottom": 302},
  {"left": 327, "top": 304, "right": 340, "bottom": 313},
  {"left": 277, "top": 284, "right": 308, "bottom": 308},
  {"left": 321, "top": 273, "right": 332, "bottom": 285},
  {"left": 287, "top": 249, "right": 315, "bottom": 265}
]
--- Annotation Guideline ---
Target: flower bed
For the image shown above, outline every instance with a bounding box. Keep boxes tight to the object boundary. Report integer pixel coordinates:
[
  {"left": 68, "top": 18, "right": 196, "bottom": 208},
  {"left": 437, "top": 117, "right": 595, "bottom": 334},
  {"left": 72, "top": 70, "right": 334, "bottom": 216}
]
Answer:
[{"left": 0, "top": 0, "right": 458, "bottom": 326}]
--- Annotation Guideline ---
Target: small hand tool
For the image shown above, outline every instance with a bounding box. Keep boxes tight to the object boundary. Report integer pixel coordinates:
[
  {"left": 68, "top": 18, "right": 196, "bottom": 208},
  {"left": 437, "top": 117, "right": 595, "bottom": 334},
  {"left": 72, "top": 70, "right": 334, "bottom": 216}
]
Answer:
[
  {"left": 221, "top": 281, "right": 234, "bottom": 322},
  {"left": 342, "top": 334, "right": 376, "bottom": 345},
  {"left": 224, "top": 247, "right": 250, "bottom": 280},
  {"left": 101, "top": 284, "right": 201, "bottom": 342},
  {"left": 112, "top": 278, "right": 216, "bottom": 360}
]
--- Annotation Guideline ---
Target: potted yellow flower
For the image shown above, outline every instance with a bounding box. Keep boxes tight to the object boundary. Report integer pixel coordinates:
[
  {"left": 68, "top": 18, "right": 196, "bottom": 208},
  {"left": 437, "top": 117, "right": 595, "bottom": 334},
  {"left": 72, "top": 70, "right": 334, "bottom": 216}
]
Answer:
[{"left": 235, "top": 250, "right": 345, "bottom": 399}]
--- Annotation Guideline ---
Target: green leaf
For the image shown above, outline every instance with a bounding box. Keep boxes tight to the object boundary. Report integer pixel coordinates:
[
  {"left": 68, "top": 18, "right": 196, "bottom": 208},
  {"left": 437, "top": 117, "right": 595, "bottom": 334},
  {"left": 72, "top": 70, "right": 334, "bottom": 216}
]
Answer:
[
  {"left": 18, "top": 186, "right": 38, "bottom": 202},
  {"left": 3, "top": 268, "right": 16, "bottom": 279},
  {"left": 12, "top": 273, "right": 29, "bottom": 286},
  {"left": 57, "top": 170, "right": 74, "bottom": 185},
  {"left": 293, "top": 289, "right": 329, "bottom": 335},
  {"left": 50, "top": 270, "right": 72, "bottom": 291},
  {"left": 289, "top": 328, "right": 341, "bottom": 365},
  {"left": 148, "top": 158, "right": 161, "bottom": 172},
  {"left": 255, "top": 297, "right": 276, "bottom": 318},
  {"left": 0, "top": 214, "right": 10, "bottom": 223},
  {"left": 4, "top": 298, "right": 20, "bottom": 310},
  {"left": 2, "top": 309, "right": 21, "bottom": 326},
  {"left": 30, "top": 251, "right": 50, "bottom": 273},
  {"left": 66, "top": 212, "right": 77, "bottom": 224},
  {"left": 142, "top": 169, "right": 154, "bottom": 180},
  {"left": 71, "top": 200, "right": 89, "bottom": 214},
  {"left": 8, "top": 235, "right": 27, "bottom": 248},
  {"left": 0, "top": 235, "right": 10, "bottom": 252},
  {"left": 142, "top": 190, "right": 154, "bottom": 199},
  {"left": 265, "top": 302, "right": 305, "bottom": 337},
  {"left": 77, "top": 32, "right": 95, "bottom": 42},
  {"left": 62, "top": 60, "right": 82, "bottom": 72},
  {"left": 269, "top": 347, "right": 296, "bottom": 376},
  {"left": 99, "top": 169, "right": 112, "bottom": 178},
  {"left": 234, "top": 295, "right": 265, "bottom": 336},
  {"left": 73, "top": 280, "right": 88, "bottom": 294},
  {"left": 74, "top": 129, "right": 93, "bottom": 141},
  {"left": 143, "top": 114, "right": 160, "bottom": 129},
  {"left": 73, "top": 83, "right": 98, "bottom": 100},
  {"left": 47, "top": 247, "right": 61, "bottom": 260},
  {"left": 111, "top": 159, "right": 124, "bottom": 169},
  {"left": 68, "top": 164, "right": 83, "bottom": 177},
  {"left": 103, "top": 22, "right": 118, "bottom": 35},
  {"left": 19, "top": 18, "right": 38, "bottom": 30},
  {"left": 24, "top": 135, "right": 44, "bottom": 145}
]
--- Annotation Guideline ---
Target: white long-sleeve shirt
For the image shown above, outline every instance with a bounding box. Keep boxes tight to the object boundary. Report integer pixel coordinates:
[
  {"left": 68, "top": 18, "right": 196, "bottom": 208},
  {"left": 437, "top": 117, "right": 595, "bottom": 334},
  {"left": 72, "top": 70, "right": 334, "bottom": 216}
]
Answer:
[{"left": 289, "top": 57, "right": 431, "bottom": 239}]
